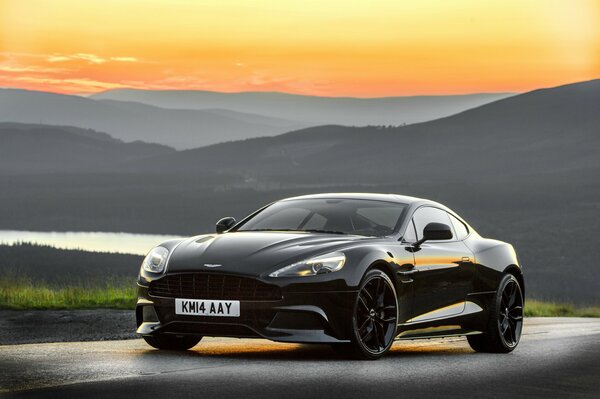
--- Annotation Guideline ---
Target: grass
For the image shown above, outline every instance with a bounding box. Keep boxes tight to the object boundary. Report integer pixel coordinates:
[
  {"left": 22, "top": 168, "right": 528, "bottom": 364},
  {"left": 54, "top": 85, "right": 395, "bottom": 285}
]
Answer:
[
  {"left": 0, "top": 273, "right": 599, "bottom": 315},
  {"left": 525, "top": 299, "right": 600, "bottom": 318},
  {"left": 0, "top": 274, "right": 136, "bottom": 310}
]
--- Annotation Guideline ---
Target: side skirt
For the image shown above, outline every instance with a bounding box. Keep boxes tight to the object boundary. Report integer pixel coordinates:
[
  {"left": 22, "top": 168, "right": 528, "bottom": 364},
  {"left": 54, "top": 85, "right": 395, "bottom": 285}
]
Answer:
[
  {"left": 395, "top": 292, "right": 495, "bottom": 340},
  {"left": 395, "top": 326, "right": 481, "bottom": 340}
]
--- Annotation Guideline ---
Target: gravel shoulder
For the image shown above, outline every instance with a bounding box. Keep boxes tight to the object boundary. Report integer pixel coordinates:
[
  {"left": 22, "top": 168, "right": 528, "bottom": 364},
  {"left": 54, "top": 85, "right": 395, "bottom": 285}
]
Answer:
[{"left": 0, "top": 309, "right": 137, "bottom": 345}]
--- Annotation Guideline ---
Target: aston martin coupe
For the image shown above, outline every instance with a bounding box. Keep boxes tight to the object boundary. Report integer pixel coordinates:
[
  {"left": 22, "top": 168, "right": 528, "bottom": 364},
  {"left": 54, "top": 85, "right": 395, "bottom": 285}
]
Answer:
[{"left": 136, "top": 193, "right": 524, "bottom": 359}]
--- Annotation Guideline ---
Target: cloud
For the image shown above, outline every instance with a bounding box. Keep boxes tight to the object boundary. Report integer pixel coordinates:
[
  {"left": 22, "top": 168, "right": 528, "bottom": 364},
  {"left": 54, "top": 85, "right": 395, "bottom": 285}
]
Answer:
[
  {"left": 0, "top": 64, "right": 71, "bottom": 73},
  {"left": 0, "top": 51, "right": 145, "bottom": 93},
  {"left": 14, "top": 76, "right": 130, "bottom": 91},
  {"left": 243, "top": 70, "right": 292, "bottom": 86},
  {"left": 47, "top": 53, "right": 106, "bottom": 64},
  {"left": 46, "top": 55, "right": 73, "bottom": 63},
  {"left": 47, "top": 53, "right": 139, "bottom": 64},
  {"left": 121, "top": 75, "right": 209, "bottom": 90},
  {"left": 231, "top": 70, "right": 332, "bottom": 95},
  {"left": 110, "top": 56, "right": 138, "bottom": 63}
]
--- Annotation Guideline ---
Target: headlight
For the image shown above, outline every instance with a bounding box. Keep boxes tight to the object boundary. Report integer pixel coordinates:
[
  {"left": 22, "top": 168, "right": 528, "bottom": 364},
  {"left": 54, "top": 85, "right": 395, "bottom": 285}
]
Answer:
[
  {"left": 142, "top": 246, "right": 169, "bottom": 273},
  {"left": 269, "top": 252, "right": 346, "bottom": 277}
]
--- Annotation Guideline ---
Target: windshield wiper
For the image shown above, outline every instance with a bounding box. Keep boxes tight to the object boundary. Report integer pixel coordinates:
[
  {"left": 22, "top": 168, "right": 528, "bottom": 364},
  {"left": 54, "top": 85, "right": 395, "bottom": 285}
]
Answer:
[
  {"left": 239, "top": 228, "right": 347, "bottom": 234},
  {"left": 238, "top": 229, "right": 295, "bottom": 232},
  {"left": 296, "top": 229, "right": 347, "bottom": 235}
]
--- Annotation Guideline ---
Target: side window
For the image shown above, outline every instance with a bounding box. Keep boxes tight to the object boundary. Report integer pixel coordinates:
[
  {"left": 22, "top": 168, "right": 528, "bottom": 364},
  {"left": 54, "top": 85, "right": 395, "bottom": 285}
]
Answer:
[
  {"left": 402, "top": 219, "right": 417, "bottom": 242},
  {"left": 448, "top": 213, "right": 469, "bottom": 240},
  {"left": 355, "top": 206, "right": 404, "bottom": 231},
  {"left": 412, "top": 207, "right": 454, "bottom": 240}
]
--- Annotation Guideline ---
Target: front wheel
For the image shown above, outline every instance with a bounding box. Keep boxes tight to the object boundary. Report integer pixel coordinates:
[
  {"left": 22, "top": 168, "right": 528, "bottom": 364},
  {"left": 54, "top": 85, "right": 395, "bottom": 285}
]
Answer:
[
  {"left": 143, "top": 334, "right": 202, "bottom": 351},
  {"left": 468, "top": 274, "right": 523, "bottom": 353},
  {"left": 332, "top": 269, "right": 398, "bottom": 360}
]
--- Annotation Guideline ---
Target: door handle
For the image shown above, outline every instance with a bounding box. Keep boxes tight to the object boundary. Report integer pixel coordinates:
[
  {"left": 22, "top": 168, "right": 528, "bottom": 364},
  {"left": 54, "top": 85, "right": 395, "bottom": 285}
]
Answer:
[
  {"left": 397, "top": 268, "right": 419, "bottom": 275},
  {"left": 461, "top": 256, "right": 471, "bottom": 263},
  {"left": 397, "top": 266, "right": 417, "bottom": 284}
]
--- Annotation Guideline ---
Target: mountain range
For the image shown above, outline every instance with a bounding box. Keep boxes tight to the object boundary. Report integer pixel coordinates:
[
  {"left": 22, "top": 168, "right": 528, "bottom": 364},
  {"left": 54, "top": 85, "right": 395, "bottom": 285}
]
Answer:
[
  {"left": 1, "top": 79, "right": 598, "bottom": 183},
  {"left": 0, "top": 88, "right": 512, "bottom": 149},
  {"left": 0, "top": 122, "right": 174, "bottom": 174},
  {"left": 122, "top": 79, "right": 600, "bottom": 181},
  {"left": 0, "top": 89, "right": 306, "bottom": 149},
  {"left": 91, "top": 89, "right": 513, "bottom": 127},
  {"left": 5, "top": 79, "right": 597, "bottom": 178}
]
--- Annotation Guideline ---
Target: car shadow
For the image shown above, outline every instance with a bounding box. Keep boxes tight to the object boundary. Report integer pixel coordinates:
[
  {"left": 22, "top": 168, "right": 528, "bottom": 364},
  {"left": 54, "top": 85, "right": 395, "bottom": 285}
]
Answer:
[{"left": 134, "top": 340, "right": 474, "bottom": 362}]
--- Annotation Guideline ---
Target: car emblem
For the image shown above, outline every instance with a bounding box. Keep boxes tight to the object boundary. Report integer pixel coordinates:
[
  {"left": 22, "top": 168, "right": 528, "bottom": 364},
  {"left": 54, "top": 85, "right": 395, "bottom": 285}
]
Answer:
[{"left": 203, "top": 263, "right": 223, "bottom": 268}]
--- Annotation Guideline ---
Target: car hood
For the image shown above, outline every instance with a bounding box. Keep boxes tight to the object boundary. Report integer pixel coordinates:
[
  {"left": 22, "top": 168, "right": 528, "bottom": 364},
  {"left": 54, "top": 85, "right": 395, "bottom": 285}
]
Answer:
[{"left": 165, "top": 231, "right": 371, "bottom": 276}]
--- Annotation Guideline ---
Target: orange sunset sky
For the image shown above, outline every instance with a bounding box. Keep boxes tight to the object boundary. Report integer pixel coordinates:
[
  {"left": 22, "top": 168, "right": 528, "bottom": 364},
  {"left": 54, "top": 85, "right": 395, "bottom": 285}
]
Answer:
[{"left": 1, "top": 0, "right": 599, "bottom": 97}]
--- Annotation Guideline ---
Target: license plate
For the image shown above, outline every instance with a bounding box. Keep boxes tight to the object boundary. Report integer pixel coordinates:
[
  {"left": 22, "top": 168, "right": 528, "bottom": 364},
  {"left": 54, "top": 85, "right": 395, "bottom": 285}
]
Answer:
[{"left": 175, "top": 298, "right": 240, "bottom": 317}]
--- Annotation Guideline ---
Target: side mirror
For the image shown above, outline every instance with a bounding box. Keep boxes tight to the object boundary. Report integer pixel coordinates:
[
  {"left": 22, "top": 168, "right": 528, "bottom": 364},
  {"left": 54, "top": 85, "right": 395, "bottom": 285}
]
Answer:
[
  {"left": 216, "top": 217, "right": 236, "bottom": 234},
  {"left": 414, "top": 222, "right": 453, "bottom": 247},
  {"left": 423, "top": 222, "right": 453, "bottom": 241}
]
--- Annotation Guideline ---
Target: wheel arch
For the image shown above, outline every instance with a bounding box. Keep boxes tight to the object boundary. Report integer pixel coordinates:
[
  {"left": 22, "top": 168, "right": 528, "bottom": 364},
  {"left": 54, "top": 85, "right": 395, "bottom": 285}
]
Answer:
[
  {"left": 503, "top": 265, "right": 525, "bottom": 300},
  {"left": 345, "top": 247, "right": 400, "bottom": 289},
  {"left": 366, "top": 260, "right": 398, "bottom": 289}
]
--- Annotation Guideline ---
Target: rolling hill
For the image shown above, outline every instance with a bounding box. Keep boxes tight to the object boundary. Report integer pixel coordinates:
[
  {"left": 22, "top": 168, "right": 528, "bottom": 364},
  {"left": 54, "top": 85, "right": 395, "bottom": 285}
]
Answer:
[
  {"left": 0, "top": 123, "right": 174, "bottom": 173},
  {"left": 91, "top": 88, "right": 514, "bottom": 126},
  {"left": 0, "top": 89, "right": 307, "bottom": 149},
  {"left": 126, "top": 79, "right": 600, "bottom": 181}
]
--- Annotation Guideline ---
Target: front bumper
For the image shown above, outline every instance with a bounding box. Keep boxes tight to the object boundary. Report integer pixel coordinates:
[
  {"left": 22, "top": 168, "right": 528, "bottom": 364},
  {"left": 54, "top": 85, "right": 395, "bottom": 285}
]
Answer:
[{"left": 136, "top": 283, "right": 357, "bottom": 343}]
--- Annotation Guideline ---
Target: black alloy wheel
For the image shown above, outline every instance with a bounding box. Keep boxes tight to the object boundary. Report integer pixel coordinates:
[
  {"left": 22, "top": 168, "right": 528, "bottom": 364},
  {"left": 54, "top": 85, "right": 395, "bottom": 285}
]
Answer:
[
  {"left": 468, "top": 274, "right": 523, "bottom": 353},
  {"left": 498, "top": 277, "right": 524, "bottom": 347},
  {"left": 333, "top": 269, "right": 398, "bottom": 360}
]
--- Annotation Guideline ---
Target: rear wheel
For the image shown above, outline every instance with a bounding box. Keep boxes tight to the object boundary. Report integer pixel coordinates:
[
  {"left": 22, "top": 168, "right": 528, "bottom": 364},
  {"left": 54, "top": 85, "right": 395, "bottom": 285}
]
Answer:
[
  {"left": 143, "top": 334, "right": 202, "bottom": 351},
  {"left": 332, "top": 269, "right": 398, "bottom": 360},
  {"left": 468, "top": 274, "right": 523, "bottom": 353}
]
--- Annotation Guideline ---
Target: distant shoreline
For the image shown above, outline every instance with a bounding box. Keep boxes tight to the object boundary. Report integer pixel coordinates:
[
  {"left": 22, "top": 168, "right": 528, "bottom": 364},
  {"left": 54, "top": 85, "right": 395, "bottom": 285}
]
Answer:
[{"left": 0, "top": 231, "right": 182, "bottom": 256}]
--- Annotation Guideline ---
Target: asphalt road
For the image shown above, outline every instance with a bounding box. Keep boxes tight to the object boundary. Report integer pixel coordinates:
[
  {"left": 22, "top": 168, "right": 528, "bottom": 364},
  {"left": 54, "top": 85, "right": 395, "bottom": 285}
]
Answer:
[
  {"left": 1, "top": 318, "right": 599, "bottom": 398},
  {"left": 0, "top": 310, "right": 136, "bottom": 345}
]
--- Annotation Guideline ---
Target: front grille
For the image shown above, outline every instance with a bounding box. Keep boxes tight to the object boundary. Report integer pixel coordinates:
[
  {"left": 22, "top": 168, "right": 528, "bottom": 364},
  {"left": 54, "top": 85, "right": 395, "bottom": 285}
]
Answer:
[{"left": 148, "top": 273, "right": 282, "bottom": 301}]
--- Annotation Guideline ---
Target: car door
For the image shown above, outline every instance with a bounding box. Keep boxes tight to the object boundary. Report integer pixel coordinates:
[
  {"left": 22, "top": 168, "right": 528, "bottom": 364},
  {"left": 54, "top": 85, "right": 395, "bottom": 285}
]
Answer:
[{"left": 406, "top": 206, "right": 475, "bottom": 322}]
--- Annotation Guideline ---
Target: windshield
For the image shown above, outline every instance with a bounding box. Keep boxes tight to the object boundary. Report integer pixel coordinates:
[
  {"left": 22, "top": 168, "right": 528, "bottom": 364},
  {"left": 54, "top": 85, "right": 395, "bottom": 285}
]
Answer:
[{"left": 235, "top": 198, "right": 407, "bottom": 237}]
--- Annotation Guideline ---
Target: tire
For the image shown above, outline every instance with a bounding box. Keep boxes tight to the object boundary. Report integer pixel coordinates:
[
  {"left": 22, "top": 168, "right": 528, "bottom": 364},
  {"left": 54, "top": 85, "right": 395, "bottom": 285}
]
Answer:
[
  {"left": 468, "top": 274, "right": 524, "bottom": 353},
  {"left": 332, "top": 269, "right": 398, "bottom": 360},
  {"left": 143, "top": 334, "right": 202, "bottom": 351}
]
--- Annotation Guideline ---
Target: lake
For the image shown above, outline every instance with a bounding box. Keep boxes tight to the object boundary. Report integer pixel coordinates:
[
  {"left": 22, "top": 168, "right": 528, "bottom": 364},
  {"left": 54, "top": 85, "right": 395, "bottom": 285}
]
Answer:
[{"left": 0, "top": 230, "right": 184, "bottom": 255}]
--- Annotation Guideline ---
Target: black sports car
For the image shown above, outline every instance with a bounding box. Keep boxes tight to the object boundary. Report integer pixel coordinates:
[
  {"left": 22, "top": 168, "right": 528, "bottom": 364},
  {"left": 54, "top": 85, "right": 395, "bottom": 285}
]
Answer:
[{"left": 136, "top": 193, "right": 524, "bottom": 359}]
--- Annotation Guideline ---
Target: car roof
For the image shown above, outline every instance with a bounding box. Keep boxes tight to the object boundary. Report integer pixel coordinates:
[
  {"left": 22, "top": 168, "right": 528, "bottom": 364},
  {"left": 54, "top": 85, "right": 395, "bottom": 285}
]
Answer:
[{"left": 281, "top": 192, "right": 444, "bottom": 208}]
